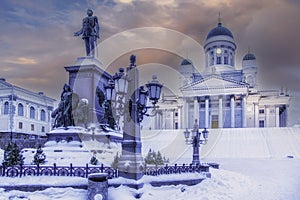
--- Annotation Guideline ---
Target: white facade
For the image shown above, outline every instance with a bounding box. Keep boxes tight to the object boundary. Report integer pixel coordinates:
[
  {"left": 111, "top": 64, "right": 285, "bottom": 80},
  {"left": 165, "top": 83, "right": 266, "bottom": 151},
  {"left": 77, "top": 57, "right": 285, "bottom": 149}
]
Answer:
[
  {"left": 0, "top": 78, "right": 55, "bottom": 137},
  {"left": 151, "top": 20, "right": 290, "bottom": 130}
]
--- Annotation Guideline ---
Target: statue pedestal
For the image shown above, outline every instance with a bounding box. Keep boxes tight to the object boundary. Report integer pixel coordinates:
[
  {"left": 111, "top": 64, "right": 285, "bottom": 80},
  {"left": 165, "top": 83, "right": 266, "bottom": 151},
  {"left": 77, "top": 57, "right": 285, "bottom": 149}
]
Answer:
[
  {"left": 46, "top": 126, "right": 87, "bottom": 143},
  {"left": 65, "top": 56, "right": 111, "bottom": 125}
]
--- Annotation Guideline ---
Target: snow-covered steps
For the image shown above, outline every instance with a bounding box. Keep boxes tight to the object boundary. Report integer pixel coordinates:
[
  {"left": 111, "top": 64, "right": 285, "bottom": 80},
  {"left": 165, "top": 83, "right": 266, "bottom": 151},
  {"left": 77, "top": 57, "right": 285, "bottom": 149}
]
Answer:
[{"left": 141, "top": 127, "right": 300, "bottom": 163}]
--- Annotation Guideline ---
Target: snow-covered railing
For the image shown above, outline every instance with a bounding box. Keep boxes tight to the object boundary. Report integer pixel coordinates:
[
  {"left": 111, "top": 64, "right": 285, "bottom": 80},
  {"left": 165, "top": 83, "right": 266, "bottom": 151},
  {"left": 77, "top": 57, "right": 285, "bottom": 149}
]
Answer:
[
  {"left": 144, "top": 163, "right": 210, "bottom": 176},
  {"left": 0, "top": 163, "right": 118, "bottom": 179},
  {"left": 1, "top": 163, "right": 213, "bottom": 178}
]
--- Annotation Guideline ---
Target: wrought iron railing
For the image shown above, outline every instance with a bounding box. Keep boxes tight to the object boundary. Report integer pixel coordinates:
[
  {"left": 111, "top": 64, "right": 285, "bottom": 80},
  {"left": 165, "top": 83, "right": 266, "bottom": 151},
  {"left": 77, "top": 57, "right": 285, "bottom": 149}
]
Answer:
[
  {"left": 144, "top": 163, "right": 210, "bottom": 176},
  {"left": 0, "top": 163, "right": 214, "bottom": 178},
  {"left": 0, "top": 163, "right": 118, "bottom": 179}
]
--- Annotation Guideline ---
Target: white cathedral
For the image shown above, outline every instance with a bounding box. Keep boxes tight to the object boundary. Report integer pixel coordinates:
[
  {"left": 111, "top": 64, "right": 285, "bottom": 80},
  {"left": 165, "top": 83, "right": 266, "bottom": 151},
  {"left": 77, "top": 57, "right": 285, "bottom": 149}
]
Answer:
[{"left": 151, "top": 19, "right": 290, "bottom": 130}]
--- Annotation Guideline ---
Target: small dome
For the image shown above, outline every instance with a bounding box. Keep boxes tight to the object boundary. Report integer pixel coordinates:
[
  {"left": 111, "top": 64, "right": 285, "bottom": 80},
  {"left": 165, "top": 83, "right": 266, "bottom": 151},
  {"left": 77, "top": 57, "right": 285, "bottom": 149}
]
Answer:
[
  {"left": 181, "top": 59, "right": 192, "bottom": 65},
  {"left": 206, "top": 22, "right": 234, "bottom": 40},
  {"left": 243, "top": 53, "right": 256, "bottom": 61}
]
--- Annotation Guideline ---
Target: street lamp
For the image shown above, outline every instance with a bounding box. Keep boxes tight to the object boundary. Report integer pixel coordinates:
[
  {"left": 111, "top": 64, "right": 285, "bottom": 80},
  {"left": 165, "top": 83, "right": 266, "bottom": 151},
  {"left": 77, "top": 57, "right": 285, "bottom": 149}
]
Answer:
[
  {"left": 183, "top": 119, "right": 208, "bottom": 165},
  {"left": 104, "top": 79, "right": 115, "bottom": 101},
  {"left": 104, "top": 54, "right": 163, "bottom": 188}
]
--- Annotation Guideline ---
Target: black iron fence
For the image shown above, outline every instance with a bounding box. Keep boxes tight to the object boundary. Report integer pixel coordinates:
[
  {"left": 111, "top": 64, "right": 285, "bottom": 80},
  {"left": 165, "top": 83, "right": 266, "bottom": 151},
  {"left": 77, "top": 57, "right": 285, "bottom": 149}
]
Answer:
[
  {"left": 0, "top": 163, "right": 215, "bottom": 178},
  {"left": 0, "top": 163, "right": 118, "bottom": 179},
  {"left": 145, "top": 163, "right": 210, "bottom": 176}
]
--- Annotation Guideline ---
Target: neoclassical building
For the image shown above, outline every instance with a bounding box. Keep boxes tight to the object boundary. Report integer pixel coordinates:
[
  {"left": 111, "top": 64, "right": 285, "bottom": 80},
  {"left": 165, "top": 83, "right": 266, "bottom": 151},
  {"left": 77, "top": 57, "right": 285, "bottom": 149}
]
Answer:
[
  {"left": 0, "top": 78, "right": 55, "bottom": 148},
  {"left": 152, "top": 19, "right": 290, "bottom": 130}
]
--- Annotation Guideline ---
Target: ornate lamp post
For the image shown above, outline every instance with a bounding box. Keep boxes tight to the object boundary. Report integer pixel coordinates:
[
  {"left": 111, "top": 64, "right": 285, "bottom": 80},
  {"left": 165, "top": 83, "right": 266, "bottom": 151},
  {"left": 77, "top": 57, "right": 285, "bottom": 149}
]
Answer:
[
  {"left": 184, "top": 119, "right": 208, "bottom": 165},
  {"left": 104, "top": 55, "right": 162, "bottom": 189}
]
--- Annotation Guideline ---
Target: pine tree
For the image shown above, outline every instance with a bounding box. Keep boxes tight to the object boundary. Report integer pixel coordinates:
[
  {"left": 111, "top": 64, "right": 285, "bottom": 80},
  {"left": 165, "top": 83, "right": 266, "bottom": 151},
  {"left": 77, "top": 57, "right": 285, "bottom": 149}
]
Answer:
[
  {"left": 155, "top": 151, "right": 164, "bottom": 166},
  {"left": 111, "top": 152, "right": 120, "bottom": 169},
  {"left": 145, "top": 149, "right": 155, "bottom": 165},
  {"left": 2, "top": 143, "right": 13, "bottom": 166},
  {"left": 12, "top": 143, "right": 24, "bottom": 166},
  {"left": 145, "top": 149, "right": 169, "bottom": 166},
  {"left": 2, "top": 143, "right": 24, "bottom": 166},
  {"left": 32, "top": 144, "right": 46, "bottom": 165}
]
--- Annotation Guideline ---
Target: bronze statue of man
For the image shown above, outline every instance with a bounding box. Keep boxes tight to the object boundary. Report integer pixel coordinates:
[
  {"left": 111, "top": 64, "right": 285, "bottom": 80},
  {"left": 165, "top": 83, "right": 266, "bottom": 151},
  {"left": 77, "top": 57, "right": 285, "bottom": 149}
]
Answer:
[{"left": 74, "top": 9, "right": 100, "bottom": 57}]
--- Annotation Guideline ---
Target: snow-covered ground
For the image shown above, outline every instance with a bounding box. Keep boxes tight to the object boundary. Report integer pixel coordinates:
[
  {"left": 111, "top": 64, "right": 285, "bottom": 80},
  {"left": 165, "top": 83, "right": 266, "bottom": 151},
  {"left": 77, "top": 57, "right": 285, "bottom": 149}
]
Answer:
[
  {"left": 1, "top": 158, "right": 299, "bottom": 199},
  {"left": 1, "top": 127, "right": 300, "bottom": 199}
]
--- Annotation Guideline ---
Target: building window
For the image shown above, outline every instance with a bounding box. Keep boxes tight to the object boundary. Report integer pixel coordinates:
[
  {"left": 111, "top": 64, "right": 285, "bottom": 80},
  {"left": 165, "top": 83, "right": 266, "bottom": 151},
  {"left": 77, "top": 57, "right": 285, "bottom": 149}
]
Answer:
[
  {"left": 175, "top": 112, "right": 178, "bottom": 117},
  {"left": 175, "top": 122, "right": 178, "bottom": 129},
  {"left": 30, "top": 106, "right": 35, "bottom": 119},
  {"left": 4, "top": 102, "right": 9, "bottom": 115},
  {"left": 217, "top": 56, "right": 221, "bottom": 64},
  {"left": 224, "top": 56, "right": 228, "bottom": 64},
  {"left": 40, "top": 109, "right": 46, "bottom": 121},
  {"left": 259, "top": 109, "right": 264, "bottom": 114},
  {"left": 41, "top": 126, "right": 45, "bottom": 132},
  {"left": 259, "top": 120, "right": 265, "bottom": 128},
  {"left": 19, "top": 122, "right": 23, "bottom": 129},
  {"left": 18, "top": 103, "right": 24, "bottom": 116},
  {"left": 31, "top": 124, "right": 34, "bottom": 131}
]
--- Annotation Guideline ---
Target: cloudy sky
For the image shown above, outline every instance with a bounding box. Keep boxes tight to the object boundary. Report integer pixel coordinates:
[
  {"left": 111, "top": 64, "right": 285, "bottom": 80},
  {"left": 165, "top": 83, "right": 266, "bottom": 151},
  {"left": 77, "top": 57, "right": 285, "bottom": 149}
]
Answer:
[{"left": 0, "top": 0, "right": 300, "bottom": 125}]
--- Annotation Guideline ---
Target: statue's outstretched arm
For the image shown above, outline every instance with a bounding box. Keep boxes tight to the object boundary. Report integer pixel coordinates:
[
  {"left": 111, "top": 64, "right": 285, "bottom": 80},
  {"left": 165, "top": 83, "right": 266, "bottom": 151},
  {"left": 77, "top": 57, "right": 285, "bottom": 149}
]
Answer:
[
  {"left": 74, "top": 20, "right": 84, "bottom": 36},
  {"left": 74, "top": 28, "right": 83, "bottom": 37}
]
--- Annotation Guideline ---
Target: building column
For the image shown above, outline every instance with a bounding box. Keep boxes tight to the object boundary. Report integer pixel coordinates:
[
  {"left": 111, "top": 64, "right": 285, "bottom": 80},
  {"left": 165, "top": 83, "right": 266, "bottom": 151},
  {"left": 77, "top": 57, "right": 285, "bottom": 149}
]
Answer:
[
  {"left": 265, "top": 106, "right": 270, "bottom": 127},
  {"left": 254, "top": 103, "right": 259, "bottom": 127},
  {"left": 275, "top": 106, "right": 280, "bottom": 127},
  {"left": 214, "top": 52, "right": 217, "bottom": 65},
  {"left": 194, "top": 97, "right": 199, "bottom": 122},
  {"left": 183, "top": 98, "right": 188, "bottom": 129},
  {"left": 170, "top": 109, "right": 174, "bottom": 129},
  {"left": 218, "top": 96, "right": 223, "bottom": 128},
  {"left": 177, "top": 106, "right": 182, "bottom": 129},
  {"left": 205, "top": 96, "right": 209, "bottom": 128},
  {"left": 230, "top": 95, "right": 235, "bottom": 128},
  {"left": 163, "top": 109, "right": 167, "bottom": 129},
  {"left": 242, "top": 95, "right": 247, "bottom": 128}
]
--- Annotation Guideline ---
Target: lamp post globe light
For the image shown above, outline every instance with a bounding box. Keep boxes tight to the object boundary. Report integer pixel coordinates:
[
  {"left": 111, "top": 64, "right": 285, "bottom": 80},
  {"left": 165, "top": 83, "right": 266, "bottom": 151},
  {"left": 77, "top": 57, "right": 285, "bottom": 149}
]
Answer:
[
  {"left": 104, "top": 54, "right": 163, "bottom": 188},
  {"left": 184, "top": 119, "right": 209, "bottom": 165}
]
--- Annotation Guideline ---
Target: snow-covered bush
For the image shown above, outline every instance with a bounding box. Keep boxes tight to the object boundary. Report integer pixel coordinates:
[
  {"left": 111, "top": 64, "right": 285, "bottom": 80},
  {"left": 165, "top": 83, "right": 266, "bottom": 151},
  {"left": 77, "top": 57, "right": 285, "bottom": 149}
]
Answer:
[{"left": 32, "top": 144, "right": 46, "bottom": 165}]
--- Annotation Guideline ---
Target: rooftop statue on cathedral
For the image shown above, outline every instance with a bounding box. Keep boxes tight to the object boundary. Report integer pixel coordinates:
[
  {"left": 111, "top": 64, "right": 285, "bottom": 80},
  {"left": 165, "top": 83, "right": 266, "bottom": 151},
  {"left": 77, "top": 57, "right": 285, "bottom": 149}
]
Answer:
[{"left": 74, "top": 9, "right": 100, "bottom": 57}]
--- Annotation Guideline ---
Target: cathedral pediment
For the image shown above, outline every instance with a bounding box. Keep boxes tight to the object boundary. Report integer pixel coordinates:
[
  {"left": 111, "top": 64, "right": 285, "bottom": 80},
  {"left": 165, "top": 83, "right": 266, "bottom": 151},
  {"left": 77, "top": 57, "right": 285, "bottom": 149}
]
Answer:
[
  {"left": 0, "top": 80, "right": 12, "bottom": 89},
  {"left": 181, "top": 75, "right": 248, "bottom": 91}
]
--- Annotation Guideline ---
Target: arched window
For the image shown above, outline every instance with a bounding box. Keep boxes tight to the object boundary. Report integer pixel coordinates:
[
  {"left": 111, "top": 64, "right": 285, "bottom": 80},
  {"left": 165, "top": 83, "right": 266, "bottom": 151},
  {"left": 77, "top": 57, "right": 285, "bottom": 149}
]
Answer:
[
  {"left": 40, "top": 109, "right": 46, "bottom": 121},
  {"left": 18, "top": 103, "right": 24, "bottom": 116},
  {"left": 217, "top": 56, "right": 221, "bottom": 64},
  {"left": 4, "top": 102, "right": 9, "bottom": 115},
  {"left": 224, "top": 56, "right": 228, "bottom": 65},
  {"left": 30, "top": 106, "right": 35, "bottom": 119}
]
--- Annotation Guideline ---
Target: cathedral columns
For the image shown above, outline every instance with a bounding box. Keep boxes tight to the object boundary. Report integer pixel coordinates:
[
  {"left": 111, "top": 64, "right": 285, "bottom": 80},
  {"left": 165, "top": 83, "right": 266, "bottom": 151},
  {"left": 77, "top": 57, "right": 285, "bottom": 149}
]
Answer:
[
  {"left": 275, "top": 106, "right": 280, "bottom": 127},
  {"left": 230, "top": 95, "right": 235, "bottom": 128},
  {"left": 170, "top": 109, "right": 174, "bottom": 129},
  {"left": 177, "top": 106, "right": 182, "bottom": 129},
  {"left": 242, "top": 95, "right": 247, "bottom": 128},
  {"left": 265, "top": 106, "right": 270, "bottom": 127},
  {"left": 183, "top": 98, "right": 188, "bottom": 129},
  {"left": 205, "top": 96, "right": 209, "bottom": 128},
  {"left": 254, "top": 103, "right": 259, "bottom": 127},
  {"left": 218, "top": 96, "right": 223, "bottom": 128},
  {"left": 194, "top": 97, "right": 199, "bottom": 123}
]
